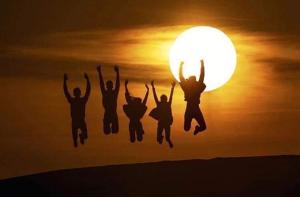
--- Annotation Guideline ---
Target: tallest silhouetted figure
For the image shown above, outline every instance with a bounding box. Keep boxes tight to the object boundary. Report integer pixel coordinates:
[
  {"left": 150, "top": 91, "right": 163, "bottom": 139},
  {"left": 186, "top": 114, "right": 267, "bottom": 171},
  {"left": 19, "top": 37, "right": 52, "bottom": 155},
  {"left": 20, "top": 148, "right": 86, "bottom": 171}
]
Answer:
[
  {"left": 179, "top": 60, "right": 207, "bottom": 135},
  {"left": 97, "top": 65, "right": 120, "bottom": 134}
]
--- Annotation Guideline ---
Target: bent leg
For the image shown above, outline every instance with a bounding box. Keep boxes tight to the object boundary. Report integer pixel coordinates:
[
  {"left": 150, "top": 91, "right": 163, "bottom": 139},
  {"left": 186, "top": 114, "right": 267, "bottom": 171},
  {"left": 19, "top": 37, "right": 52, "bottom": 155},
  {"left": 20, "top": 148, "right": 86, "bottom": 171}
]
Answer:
[
  {"left": 111, "top": 113, "right": 119, "bottom": 134},
  {"left": 82, "top": 121, "right": 88, "bottom": 139},
  {"left": 103, "top": 113, "right": 111, "bottom": 135},
  {"left": 157, "top": 123, "right": 164, "bottom": 144},
  {"left": 72, "top": 123, "right": 78, "bottom": 148},
  {"left": 137, "top": 122, "right": 144, "bottom": 142},
  {"left": 184, "top": 107, "right": 193, "bottom": 132},
  {"left": 129, "top": 121, "right": 136, "bottom": 143},
  {"left": 79, "top": 122, "right": 88, "bottom": 145},
  {"left": 165, "top": 125, "right": 171, "bottom": 142},
  {"left": 165, "top": 125, "right": 173, "bottom": 148},
  {"left": 194, "top": 108, "right": 206, "bottom": 135}
]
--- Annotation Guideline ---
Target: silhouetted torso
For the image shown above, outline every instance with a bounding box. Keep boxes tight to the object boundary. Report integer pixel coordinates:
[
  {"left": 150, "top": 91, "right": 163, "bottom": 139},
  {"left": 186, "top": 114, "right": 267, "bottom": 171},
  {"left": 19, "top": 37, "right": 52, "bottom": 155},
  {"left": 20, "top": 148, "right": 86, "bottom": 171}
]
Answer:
[
  {"left": 156, "top": 102, "right": 173, "bottom": 125},
  {"left": 180, "top": 81, "right": 206, "bottom": 105},
  {"left": 69, "top": 97, "right": 87, "bottom": 121},
  {"left": 102, "top": 90, "right": 118, "bottom": 112},
  {"left": 124, "top": 93, "right": 147, "bottom": 121}
]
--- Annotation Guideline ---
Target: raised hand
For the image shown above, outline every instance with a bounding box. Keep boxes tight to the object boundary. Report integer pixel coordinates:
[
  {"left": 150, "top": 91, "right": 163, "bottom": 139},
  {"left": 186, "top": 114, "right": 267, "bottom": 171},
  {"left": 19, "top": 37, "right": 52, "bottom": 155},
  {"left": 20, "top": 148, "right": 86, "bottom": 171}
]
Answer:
[
  {"left": 96, "top": 65, "right": 102, "bottom": 73},
  {"left": 64, "top": 73, "right": 68, "bottom": 80},
  {"left": 171, "top": 81, "right": 176, "bottom": 87},
  {"left": 145, "top": 83, "right": 149, "bottom": 90},
  {"left": 114, "top": 65, "right": 119, "bottom": 72},
  {"left": 199, "top": 59, "right": 205, "bottom": 82},
  {"left": 125, "top": 79, "right": 129, "bottom": 86},
  {"left": 151, "top": 80, "right": 154, "bottom": 87},
  {"left": 179, "top": 61, "right": 185, "bottom": 82},
  {"left": 84, "top": 73, "right": 88, "bottom": 79}
]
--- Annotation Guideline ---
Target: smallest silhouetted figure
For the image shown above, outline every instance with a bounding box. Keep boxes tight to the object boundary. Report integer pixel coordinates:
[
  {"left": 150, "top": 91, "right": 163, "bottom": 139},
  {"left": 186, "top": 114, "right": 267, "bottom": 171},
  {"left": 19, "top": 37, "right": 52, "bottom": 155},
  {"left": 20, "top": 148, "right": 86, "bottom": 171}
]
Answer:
[
  {"left": 63, "top": 73, "right": 91, "bottom": 148},
  {"left": 123, "top": 80, "right": 149, "bottom": 143},
  {"left": 149, "top": 80, "right": 175, "bottom": 148}
]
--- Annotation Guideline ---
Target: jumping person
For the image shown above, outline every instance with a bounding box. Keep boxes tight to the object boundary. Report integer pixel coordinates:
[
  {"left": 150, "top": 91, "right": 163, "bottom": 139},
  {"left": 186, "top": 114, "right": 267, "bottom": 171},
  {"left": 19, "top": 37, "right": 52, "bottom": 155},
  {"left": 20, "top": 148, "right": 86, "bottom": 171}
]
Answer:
[
  {"left": 149, "top": 80, "right": 175, "bottom": 148},
  {"left": 97, "top": 65, "right": 120, "bottom": 134},
  {"left": 179, "top": 60, "right": 207, "bottom": 135},
  {"left": 63, "top": 73, "right": 91, "bottom": 147},
  {"left": 123, "top": 80, "right": 149, "bottom": 143}
]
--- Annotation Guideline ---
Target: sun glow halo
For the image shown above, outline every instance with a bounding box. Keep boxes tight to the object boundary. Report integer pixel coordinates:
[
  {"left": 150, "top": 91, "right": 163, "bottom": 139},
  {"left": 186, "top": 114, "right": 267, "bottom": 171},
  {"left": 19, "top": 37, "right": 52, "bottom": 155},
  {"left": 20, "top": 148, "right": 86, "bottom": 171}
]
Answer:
[{"left": 169, "top": 26, "right": 237, "bottom": 91}]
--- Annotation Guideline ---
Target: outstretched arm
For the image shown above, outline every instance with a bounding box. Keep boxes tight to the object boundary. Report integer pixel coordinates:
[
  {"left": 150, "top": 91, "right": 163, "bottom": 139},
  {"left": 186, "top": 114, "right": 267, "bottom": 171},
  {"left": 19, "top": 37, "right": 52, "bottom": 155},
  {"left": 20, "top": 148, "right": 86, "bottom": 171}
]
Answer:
[
  {"left": 199, "top": 60, "right": 205, "bottom": 83},
  {"left": 142, "top": 84, "right": 149, "bottom": 105},
  {"left": 96, "top": 65, "right": 106, "bottom": 94},
  {"left": 169, "top": 81, "right": 176, "bottom": 104},
  {"left": 125, "top": 79, "right": 132, "bottom": 104},
  {"left": 63, "top": 74, "right": 72, "bottom": 102},
  {"left": 114, "top": 65, "right": 120, "bottom": 93},
  {"left": 83, "top": 73, "right": 91, "bottom": 102},
  {"left": 151, "top": 80, "right": 159, "bottom": 104},
  {"left": 179, "top": 61, "right": 185, "bottom": 82}
]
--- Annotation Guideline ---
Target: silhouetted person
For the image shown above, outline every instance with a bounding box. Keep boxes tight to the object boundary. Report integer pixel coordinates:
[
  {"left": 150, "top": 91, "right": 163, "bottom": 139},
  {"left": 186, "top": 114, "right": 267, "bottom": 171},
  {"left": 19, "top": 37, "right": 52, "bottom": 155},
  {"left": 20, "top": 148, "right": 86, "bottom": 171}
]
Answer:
[
  {"left": 149, "top": 80, "right": 175, "bottom": 148},
  {"left": 123, "top": 80, "right": 149, "bottom": 142},
  {"left": 179, "top": 60, "right": 207, "bottom": 135},
  {"left": 97, "top": 65, "right": 120, "bottom": 134},
  {"left": 63, "top": 73, "right": 91, "bottom": 147}
]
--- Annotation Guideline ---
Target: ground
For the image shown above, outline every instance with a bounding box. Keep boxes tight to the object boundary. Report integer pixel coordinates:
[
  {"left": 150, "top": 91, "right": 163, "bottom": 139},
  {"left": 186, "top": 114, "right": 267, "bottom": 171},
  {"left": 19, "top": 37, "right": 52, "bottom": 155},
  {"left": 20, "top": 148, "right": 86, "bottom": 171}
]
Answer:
[{"left": 1, "top": 155, "right": 300, "bottom": 196}]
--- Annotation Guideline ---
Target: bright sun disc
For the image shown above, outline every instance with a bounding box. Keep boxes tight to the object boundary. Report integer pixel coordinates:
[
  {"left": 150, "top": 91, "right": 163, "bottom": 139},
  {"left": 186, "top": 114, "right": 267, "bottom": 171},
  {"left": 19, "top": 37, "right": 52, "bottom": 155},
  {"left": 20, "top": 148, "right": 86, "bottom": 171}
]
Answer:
[{"left": 169, "top": 26, "right": 237, "bottom": 91}]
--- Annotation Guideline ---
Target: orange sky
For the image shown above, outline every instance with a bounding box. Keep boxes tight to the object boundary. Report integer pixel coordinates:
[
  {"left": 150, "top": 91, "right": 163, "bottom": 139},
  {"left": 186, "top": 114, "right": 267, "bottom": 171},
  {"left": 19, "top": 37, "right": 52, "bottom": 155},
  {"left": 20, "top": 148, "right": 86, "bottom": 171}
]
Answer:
[{"left": 0, "top": 0, "right": 300, "bottom": 179}]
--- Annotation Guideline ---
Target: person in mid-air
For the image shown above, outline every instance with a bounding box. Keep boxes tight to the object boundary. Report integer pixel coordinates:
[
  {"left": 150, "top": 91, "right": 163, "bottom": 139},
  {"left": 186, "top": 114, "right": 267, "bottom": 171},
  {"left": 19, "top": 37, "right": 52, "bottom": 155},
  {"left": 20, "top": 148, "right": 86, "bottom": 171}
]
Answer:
[
  {"left": 97, "top": 65, "right": 120, "bottom": 134},
  {"left": 179, "top": 60, "right": 207, "bottom": 135},
  {"left": 123, "top": 80, "right": 149, "bottom": 143},
  {"left": 63, "top": 73, "right": 91, "bottom": 147},
  {"left": 149, "top": 80, "right": 176, "bottom": 148}
]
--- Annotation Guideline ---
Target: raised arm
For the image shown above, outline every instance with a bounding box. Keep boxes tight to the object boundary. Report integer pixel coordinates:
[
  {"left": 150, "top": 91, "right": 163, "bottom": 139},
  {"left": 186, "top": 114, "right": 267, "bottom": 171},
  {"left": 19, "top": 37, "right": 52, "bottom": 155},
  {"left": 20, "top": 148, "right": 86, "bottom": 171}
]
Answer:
[
  {"left": 63, "top": 73, "right": 72, "bottom": 102},
  {"left": 125, "top": 79, "right": 132, "bottom": 104},
  {"left": 96, "top": 65, "right": 106, "bottom": 94},
  {"left": 114, "top": 65, "right": 120, "bottom": 93},
  {"left": 151, "top": 80, "right": 159, "bottom": 104},
  {"left": 179, "top": 61, "right": 186, "bottom": 82},
  {"left": 169, "top": 81, "right": 176, "bottom": 104},
  {"left": 199, "top": 60, "right": 205, "bottom": 83},
  {"left": 142, "top": 84, "right": 149, "bottom": 105},
  {"left": 83, "top": 73, "right": 91, "bottom": 102}
]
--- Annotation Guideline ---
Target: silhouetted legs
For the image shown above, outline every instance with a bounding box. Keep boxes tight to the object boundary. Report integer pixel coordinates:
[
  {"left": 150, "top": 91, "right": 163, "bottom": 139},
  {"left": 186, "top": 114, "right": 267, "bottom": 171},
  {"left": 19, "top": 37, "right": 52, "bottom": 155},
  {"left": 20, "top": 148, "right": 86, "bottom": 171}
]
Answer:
[
  {"left": 164, "top": 125, "right": 173, "bottom": 148},
  {"left": 157, "top": 122, "right": 173, "bottom": 148},
  {"left": 103, "top": 112, "right": 119, "bottom": 134},
  {"left": 72, "top": 127, "right": 78, "bottom": 148},
  {"left": 184, "top": 104, "right": 206, "bottom": 135},
  {"left": 184, "top": 109, "right": 194, "bottom": 131},
  {"left": 157, "top": 123, "right": 164, "bottom": 144},
  {"left": 111, "top": 115, "right": 119, "bottom": 133},
  {"left": 129, "top": 120, "right": 144, "bottom": 143},
  {"left": 194, "top": 109, "right": 206, "bottom": 135},
  {"left": 72, "top": 120, "right": 87, "bottom": 148},
  {"left": 79, "top": 125, "right": 88, "bottom": 145}
]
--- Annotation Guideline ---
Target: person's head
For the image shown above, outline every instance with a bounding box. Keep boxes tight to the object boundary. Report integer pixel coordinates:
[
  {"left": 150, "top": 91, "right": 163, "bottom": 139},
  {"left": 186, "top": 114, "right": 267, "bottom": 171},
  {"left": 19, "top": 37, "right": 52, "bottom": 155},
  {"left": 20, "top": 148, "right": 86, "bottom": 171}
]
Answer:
[
  {"left": 188, "top": 76, "right": 197, "bottom": 83},
  {"left": 106, "top": 80, "right": 113, "bottom": 90},
  {"left": 160, "top": 94, "right": 168, "bottom": 103},
  {"left": 73, "top": 87, "right": 81, "bottom": 98}
]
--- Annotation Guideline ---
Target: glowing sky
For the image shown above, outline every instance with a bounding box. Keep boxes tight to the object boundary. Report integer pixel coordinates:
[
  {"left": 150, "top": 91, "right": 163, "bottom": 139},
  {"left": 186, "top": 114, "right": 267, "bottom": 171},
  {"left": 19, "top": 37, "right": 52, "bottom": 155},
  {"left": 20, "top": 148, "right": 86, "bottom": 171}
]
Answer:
[{"left": 0, "top": 0, "right": 300, "bottom": 179}]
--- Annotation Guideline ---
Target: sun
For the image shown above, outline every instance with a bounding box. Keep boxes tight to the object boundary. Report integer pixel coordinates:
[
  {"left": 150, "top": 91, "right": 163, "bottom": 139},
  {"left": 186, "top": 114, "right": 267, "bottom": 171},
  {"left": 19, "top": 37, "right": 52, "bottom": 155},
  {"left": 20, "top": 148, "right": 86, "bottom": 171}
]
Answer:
[{"left": 169, "top": 26, "right": 237, "bottom": 91}]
